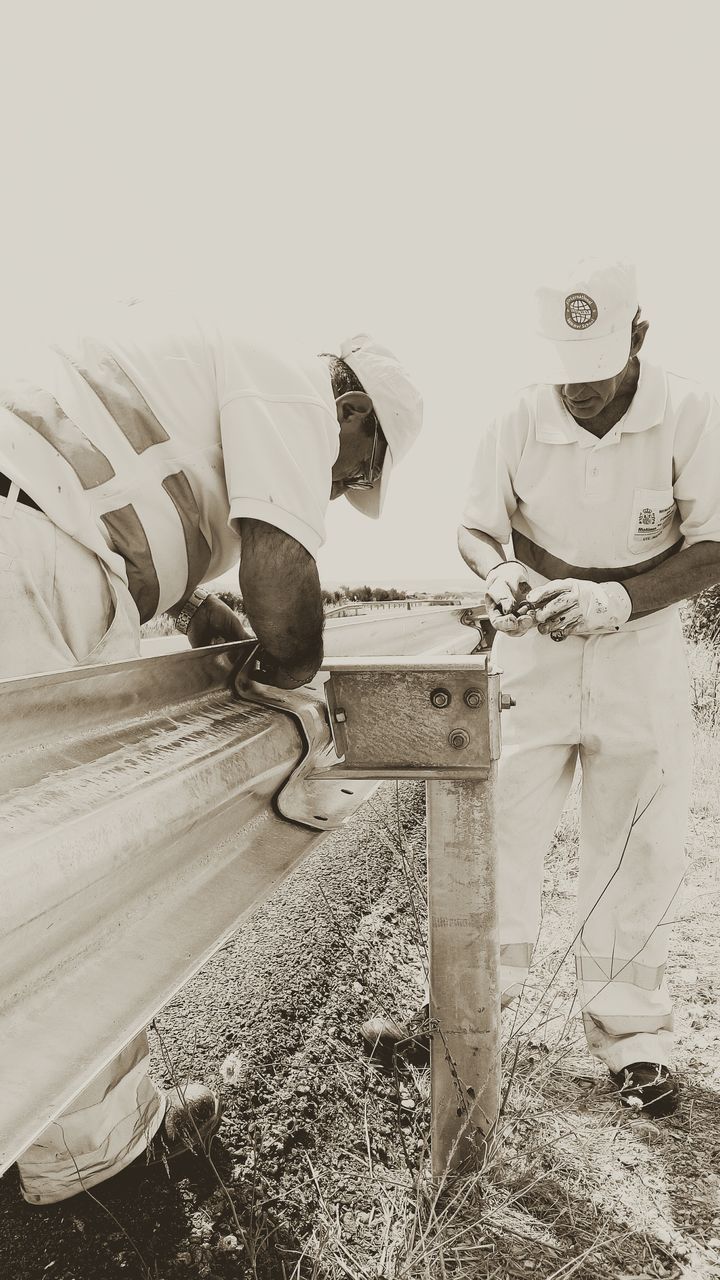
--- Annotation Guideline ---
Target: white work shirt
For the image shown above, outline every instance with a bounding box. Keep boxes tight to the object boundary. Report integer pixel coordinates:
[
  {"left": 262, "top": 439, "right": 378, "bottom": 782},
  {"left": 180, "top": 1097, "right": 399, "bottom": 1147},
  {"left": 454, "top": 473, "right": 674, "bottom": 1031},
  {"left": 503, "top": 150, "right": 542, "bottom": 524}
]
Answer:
[
  {"left": 462, "top": 361, "right": 720, "bottom": 587},
  {"left": 0, "top": 304, "right": 339, "bottom": 621}
]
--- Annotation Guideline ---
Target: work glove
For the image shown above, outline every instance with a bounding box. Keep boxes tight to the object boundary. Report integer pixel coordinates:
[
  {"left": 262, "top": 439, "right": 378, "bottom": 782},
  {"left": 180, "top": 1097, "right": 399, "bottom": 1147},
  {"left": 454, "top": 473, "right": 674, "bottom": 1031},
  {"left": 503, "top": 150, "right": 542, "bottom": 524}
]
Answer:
[
  {"left": 527, "top": 578, "right": 632, "bottom": 640},
  {"left": 484, "top": 560, "right": 536, "bottom": 636}
]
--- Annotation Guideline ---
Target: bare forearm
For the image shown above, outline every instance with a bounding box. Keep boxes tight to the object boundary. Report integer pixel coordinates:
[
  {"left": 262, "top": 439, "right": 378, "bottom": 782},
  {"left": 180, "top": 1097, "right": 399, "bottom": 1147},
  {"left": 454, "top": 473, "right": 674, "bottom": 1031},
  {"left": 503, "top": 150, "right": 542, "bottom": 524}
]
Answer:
[
  {"left": 238, "top": 519, "right": 324, "bottom": 684},
  {"left": 625, "top": 541, "right": 720, "bottom": 616},
  {"left": 457, "top": 524, "right": 506, "bottom": 581}
]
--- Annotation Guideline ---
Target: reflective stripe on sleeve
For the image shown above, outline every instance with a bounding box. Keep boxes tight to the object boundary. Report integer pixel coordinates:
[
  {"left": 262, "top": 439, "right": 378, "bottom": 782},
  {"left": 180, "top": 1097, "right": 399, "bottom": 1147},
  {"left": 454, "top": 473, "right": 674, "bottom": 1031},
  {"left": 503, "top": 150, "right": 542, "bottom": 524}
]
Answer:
[
  {"left": 101, "top": 505, "right": 160, "bottom": 623},
  {"left": 500, "top": 942, "right": 534, "bottom": 969},
  {"left": 60, "top": 346, "right": 170, "bottom": 453},
  {"left": 512, "top": 529, "right": 683, "bottom": 584},
  {"left": 162, "top": 472, "right": 212, "bottom": 603},
  {"left": 3, "top": 383, "right": 115, "bottom": 489},
  {"left": 575, "top": 955, "right": 665, "bottom": 991}
]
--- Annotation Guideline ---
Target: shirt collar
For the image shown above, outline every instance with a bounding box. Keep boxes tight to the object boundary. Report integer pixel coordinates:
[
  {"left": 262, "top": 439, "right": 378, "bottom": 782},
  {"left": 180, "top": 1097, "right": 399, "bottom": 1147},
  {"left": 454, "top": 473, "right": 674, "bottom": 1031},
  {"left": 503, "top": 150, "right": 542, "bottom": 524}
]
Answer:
[{"left": 535, "top": 361, "right": 668, "bottom": 448}]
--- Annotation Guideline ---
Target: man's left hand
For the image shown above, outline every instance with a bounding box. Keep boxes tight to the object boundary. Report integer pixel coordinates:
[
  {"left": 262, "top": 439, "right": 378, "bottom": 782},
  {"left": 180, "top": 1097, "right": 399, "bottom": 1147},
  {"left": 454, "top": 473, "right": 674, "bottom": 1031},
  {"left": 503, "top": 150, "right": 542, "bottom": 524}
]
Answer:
[
  {"left": 527, "top": 578, "right": 632, "bottom": 640},
  {"left": 186, "top": 595, "right": 252, "bottom": 648}
]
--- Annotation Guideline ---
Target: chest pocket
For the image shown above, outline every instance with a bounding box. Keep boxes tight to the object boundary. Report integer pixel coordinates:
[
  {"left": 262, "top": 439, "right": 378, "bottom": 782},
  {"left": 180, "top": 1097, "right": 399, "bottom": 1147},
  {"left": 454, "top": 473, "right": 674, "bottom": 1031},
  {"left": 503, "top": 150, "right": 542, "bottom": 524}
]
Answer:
[{"left": 628, "top": 487, "right": 676, "bottom": 554}]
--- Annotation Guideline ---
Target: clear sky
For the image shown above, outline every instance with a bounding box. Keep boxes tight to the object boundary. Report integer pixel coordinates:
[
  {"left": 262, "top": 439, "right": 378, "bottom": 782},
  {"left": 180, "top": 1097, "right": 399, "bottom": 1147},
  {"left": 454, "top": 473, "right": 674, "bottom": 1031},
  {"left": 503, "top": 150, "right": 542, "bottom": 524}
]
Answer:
[{"left": 1, "top": 1, "right": 718, "bottom": 588}]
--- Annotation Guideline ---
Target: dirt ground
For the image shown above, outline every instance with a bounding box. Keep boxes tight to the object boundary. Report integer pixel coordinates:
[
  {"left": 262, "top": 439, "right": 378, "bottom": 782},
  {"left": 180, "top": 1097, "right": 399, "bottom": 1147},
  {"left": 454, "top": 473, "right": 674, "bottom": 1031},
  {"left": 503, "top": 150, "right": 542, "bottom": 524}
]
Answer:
[{"left": 2, "top": 645, "right": 720, "bottom": 1280}]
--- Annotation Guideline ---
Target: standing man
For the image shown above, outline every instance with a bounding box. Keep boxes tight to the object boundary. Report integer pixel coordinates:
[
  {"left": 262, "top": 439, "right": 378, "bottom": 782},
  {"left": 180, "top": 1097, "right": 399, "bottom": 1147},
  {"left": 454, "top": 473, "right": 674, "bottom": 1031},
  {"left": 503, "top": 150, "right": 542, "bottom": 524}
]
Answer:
[
  {"left": 458, "top": 260, "right": 720, "bottom": 1116},
  {"left": 0, "top": 303, "right": 422, "bottom": 1203}
]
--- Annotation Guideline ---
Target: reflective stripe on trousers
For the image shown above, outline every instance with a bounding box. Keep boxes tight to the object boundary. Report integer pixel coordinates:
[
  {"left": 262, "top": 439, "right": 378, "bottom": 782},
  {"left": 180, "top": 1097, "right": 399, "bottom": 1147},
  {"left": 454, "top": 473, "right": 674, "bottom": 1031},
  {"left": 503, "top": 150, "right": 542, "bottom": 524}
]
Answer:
[
  {"left": 0, "top": 500, "right": 165, "bottom": 1202},
  {"left": 494, "top": 616, "right": 692, "bottom": 1073}
]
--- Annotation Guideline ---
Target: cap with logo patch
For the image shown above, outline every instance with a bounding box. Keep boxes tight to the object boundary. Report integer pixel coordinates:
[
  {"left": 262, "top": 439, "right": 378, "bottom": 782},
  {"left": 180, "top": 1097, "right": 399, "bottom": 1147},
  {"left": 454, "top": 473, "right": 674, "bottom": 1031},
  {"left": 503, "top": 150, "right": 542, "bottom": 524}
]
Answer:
[{"left": 535, "top": 260, "right": 638, "bottom": 385}]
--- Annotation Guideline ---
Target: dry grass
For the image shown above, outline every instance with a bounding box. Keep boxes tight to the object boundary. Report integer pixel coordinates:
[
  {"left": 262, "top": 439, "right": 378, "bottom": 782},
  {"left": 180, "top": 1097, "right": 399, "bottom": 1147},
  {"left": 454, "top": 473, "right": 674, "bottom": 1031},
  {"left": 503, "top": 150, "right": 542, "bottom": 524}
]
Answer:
[{"left": 276, "top": 638, "right": 720, "bottom": 1280}]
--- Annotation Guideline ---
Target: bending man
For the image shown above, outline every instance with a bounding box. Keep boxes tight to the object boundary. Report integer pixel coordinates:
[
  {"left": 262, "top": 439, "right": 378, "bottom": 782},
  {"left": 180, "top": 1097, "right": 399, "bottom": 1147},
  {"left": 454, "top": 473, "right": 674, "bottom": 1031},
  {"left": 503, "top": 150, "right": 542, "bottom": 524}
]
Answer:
[{"left": 0, "top": 303, "right": 422, "bottom": 1202}]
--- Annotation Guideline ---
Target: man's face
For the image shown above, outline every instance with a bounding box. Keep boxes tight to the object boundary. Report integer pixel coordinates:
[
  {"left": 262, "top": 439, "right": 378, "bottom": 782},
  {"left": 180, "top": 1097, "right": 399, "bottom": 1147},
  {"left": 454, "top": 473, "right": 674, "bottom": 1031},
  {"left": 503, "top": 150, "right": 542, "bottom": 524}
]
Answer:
[
  {"left": 556, "top": 359, "right": 631, "bottom": 421},
  {"left": 330, "top": 402, "right": 386, "bottom": 499}
]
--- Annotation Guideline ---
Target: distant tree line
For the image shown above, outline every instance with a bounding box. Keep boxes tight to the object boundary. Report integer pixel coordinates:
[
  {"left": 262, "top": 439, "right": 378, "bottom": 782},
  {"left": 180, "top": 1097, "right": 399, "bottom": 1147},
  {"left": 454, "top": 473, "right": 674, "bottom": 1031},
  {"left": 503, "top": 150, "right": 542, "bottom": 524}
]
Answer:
[
  {"left": 212, "top": 586, "right": 411, "bottom": 615},
  {"left": 322, "top": 585, "right": 409, "bottom": 605}
]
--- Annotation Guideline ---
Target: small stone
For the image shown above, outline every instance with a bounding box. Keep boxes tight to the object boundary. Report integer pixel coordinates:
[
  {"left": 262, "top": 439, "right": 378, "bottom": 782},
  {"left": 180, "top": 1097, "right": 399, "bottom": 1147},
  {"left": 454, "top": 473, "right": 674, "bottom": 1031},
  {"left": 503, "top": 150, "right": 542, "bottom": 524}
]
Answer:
[{"left": 218, "top": 1235, "right": 240, "bottom": 1252}]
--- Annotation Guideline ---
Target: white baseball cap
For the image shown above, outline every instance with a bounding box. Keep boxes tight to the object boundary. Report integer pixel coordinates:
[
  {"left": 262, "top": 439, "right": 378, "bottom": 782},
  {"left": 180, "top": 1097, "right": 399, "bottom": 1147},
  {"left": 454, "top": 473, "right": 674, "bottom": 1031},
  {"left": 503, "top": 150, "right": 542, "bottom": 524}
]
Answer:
[
  {"left": 535, "top": 259, "right": 638, "bottom": 385},
  {"left": 339, "top": 333, "right": 423, "bottom": 518}
]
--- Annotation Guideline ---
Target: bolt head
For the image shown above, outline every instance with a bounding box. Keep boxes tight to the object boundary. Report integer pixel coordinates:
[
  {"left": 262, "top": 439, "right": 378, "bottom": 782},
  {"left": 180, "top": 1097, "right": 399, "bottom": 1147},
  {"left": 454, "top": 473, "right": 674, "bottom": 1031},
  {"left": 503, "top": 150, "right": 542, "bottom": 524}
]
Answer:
[
  {"left": 499, "top": 693, "right": 516, "bottom": 711},
  {"left": 335, "top": 709, "right": 347, "bottom": 723}
]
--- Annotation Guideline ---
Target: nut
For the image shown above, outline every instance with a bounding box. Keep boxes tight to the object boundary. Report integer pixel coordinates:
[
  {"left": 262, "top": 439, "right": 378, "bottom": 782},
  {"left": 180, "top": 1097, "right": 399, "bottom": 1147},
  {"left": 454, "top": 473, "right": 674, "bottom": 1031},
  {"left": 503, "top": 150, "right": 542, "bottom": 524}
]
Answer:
[
  {"left": 464, "top": 687, "right": 484, "bottom": 709},
  {"left": 499, "top": 693, "right": 516, "bottom": 711},
  {"left": 448, "top": 729, "right": 470, "bottom": 750},
  {"left": 430, "top": 687, "right": 451, "bottom": 709}
]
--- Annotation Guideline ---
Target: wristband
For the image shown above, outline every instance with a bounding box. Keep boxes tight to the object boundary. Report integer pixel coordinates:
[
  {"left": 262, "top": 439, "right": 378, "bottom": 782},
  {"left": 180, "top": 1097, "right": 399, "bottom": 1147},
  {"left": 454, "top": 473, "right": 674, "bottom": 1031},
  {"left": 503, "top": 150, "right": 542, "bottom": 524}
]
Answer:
[
  {"left": 485, "top": 559, "right": 525, "bottom": 578},
  {"left": 174, "top": 587, "right": 210, "bottom": 635}
]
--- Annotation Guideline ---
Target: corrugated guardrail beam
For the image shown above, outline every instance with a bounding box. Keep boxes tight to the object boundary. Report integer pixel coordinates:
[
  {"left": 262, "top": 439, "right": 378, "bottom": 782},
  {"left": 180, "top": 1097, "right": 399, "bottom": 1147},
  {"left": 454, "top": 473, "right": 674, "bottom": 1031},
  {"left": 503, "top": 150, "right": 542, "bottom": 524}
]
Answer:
[{"left": 1, "top": 608, "right": 484, "bottom": 1173}]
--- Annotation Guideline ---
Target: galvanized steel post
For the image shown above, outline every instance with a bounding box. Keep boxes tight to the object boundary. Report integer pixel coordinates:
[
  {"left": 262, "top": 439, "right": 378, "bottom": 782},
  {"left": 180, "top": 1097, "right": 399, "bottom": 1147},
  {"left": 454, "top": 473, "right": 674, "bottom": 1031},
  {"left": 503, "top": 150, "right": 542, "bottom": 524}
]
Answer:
[
  {"left": 318, "top": 649, "right": 503, "bottom": 1178},
  {"left": 427, "top": 773, "right": 500, "bottom": 1176}
]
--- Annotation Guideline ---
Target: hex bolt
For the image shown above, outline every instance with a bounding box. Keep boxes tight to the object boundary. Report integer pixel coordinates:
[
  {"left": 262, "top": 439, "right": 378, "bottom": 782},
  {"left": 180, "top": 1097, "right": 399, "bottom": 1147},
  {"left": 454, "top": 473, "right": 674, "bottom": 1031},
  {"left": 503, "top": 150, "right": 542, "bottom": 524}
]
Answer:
[
  {"left": 464, "top": 687, "right": 484, "bottom": 709},
  {"left": 499, "top": 693, "right": 516, "bottom": 711},
  {"left": 448, "top": 729, "right": 470, "bottom": 750},
  {"left": 430, "top": 687, "right": 452, "bottom": 709}
]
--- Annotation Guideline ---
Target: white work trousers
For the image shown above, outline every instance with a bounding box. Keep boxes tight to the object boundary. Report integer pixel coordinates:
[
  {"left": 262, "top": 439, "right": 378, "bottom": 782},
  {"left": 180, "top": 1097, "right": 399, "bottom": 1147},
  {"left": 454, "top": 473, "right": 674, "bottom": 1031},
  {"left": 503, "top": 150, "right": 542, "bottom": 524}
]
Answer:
[
  {"left": 494, "top": 611, "right": 692, "bottom": 1072},
  {"left": 0, "top": 495, "right": 165, "bottom": 1204}
]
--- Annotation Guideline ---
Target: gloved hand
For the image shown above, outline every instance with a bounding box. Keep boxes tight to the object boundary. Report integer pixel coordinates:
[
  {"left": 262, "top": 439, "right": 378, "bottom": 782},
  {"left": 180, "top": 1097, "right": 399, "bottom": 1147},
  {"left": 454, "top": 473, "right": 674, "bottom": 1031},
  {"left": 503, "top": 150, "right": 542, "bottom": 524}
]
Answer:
[
  {"left": 186, "top": 594, "right": 251, "bottom": 648},
  {"left": 484, "top": 560, "right": 536, "bottom": 636},
  {"left": 526, "top": 578, "right": 632, "bottom": 640}
]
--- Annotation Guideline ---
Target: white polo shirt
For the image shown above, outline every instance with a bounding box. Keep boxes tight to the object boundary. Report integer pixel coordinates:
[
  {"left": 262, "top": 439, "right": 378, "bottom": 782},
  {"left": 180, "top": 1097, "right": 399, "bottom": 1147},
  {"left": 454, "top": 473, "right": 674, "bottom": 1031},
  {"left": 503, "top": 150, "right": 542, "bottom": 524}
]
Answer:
[
  {"left": 462, "top": 361, "right": 720, "bottom": 594},
  {"left": 0, "top": 304, "right": 339, "bottom": 621}
]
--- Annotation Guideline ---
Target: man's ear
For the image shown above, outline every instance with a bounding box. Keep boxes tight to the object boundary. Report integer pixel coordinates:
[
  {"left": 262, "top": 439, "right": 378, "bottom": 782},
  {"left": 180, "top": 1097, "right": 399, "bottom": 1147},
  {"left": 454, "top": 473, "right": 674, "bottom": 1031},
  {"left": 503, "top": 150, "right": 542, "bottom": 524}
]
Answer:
[
  {"left": 630, "top": 313, "right": 650, "bottom": 357},
  {"left": 335, "top": 390, "right": 374, "bottom": 425}
]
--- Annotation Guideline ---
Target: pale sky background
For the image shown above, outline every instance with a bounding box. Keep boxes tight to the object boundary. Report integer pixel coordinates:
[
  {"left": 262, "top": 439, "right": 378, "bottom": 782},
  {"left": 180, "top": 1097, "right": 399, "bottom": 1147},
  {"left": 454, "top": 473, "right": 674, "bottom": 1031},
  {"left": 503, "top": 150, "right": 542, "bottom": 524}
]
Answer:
[{"left": 1, "top": 1, "right": 718, "bottom": 589}]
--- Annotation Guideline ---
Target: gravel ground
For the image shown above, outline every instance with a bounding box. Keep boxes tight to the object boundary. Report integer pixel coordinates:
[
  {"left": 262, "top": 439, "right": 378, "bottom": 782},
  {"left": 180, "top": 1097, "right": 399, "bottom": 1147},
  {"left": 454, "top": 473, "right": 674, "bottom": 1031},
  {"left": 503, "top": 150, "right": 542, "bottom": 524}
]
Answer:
[{"left": 0, "top": 782, "right": 429, "bottom": 1280}]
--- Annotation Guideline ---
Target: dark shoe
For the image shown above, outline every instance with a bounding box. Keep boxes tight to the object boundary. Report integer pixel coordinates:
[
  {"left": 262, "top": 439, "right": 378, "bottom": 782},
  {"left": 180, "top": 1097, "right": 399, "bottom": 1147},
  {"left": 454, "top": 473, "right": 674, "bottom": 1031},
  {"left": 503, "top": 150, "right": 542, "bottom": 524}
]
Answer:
[
  {"left": 361, "top": 1005, "right": 431, "bottom": 1068},
  {"left": 609, "top": 1062, "right": 679, "bottom": 1117},
  {"left": 143, "top": 1082, "right": 222, "bottom": 1165}
]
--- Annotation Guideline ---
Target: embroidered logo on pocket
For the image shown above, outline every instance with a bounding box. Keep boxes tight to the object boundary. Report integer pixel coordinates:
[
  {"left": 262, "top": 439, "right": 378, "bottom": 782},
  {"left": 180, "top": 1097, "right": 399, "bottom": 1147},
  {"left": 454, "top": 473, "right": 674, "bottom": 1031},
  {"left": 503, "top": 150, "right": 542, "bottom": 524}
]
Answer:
[{"left": 629, "top": 489, "right": 676, "bottom": 549}]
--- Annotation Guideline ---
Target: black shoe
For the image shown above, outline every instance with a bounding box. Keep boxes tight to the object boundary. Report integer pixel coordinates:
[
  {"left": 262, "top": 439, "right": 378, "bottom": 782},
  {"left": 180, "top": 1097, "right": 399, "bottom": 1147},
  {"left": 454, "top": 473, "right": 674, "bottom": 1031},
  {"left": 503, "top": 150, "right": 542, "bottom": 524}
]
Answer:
[
  {"left": 609, "top": 1062, "right": 679, "bottom": 1117},
  {"left": 361, "top": 1005, "right": 431, "bottom": 1068}
]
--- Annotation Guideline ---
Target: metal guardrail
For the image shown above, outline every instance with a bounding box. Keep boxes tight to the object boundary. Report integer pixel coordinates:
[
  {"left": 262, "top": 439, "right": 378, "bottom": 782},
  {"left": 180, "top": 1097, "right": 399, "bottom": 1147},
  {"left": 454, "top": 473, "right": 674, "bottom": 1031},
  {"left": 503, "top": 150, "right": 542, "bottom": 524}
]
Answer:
[
  {"left": 1, "top": 606, "right": 500, "bottom": 1178},
  {"left": 325, "top": 596, "right": 464, "bottom": 618}
]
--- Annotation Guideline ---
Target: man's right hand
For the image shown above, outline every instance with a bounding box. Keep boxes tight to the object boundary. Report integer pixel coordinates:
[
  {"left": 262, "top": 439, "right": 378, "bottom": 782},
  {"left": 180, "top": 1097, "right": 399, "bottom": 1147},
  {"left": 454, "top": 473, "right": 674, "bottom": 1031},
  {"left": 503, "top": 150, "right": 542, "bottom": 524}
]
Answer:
[{"left": 484, "top": 560, "right": 536, "bottom": 636}]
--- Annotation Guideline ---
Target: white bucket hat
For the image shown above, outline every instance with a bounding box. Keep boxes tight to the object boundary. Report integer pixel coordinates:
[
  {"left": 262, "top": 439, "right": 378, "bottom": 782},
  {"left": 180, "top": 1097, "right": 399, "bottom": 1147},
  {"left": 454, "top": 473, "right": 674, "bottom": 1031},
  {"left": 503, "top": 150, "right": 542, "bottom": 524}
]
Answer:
[
  {"left": 339, "top": 333, "right": 423, "bottom": 518},
  {"left": 535, "top": 259, "right": 638, "bottom": 385}
]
